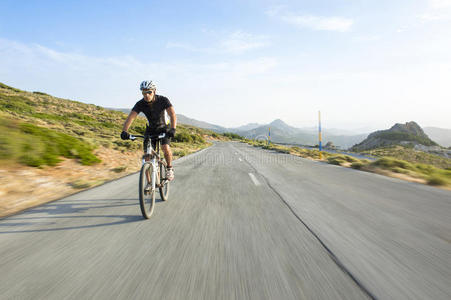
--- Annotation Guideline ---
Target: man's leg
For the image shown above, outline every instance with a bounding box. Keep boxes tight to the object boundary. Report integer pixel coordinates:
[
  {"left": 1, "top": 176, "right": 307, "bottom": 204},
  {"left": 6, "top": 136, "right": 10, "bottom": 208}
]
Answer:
[
  {"left": 161, "top": 144, "right": 173, "bottom": 167},
  {"left": 161, "top": 144, "right": 174, "bottom": 180}
]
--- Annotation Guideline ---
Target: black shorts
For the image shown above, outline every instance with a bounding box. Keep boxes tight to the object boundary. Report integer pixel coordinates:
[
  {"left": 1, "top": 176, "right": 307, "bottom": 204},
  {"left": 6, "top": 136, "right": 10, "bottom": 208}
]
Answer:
[{"left": 143, "top": 126, "right": 171, "bottom": 151}]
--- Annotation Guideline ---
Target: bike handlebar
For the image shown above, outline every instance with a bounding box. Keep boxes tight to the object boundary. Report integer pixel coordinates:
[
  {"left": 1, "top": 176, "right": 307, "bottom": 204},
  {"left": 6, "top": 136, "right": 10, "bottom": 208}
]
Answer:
[{"left": 129, "top": 133, "right": 166, "bottom": 141}]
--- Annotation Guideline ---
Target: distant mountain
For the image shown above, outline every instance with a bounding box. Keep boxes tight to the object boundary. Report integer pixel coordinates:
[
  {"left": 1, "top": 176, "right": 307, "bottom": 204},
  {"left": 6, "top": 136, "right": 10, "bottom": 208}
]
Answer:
[
  {"left": 107, "top": 107, "right": 131, "bottom": 114},
  {"left": 106, "top": 108, "right": 228, "bottom": 132},
  {"left": 233, "top": 123, "right": 261, "bottom": 131},
  {"left": 351, "top": 121, "right": 438, "bottom": 151},
  {"left": 106, "top": 108, "right": 368, "bottom": 149},
  {"left": 176, "top": 114, "right": 227, "bottom": 132},
  {"left": 235, "top": 119, "right": 367, "bottom": 149},
  {"left": 424, "top": 127, "right": 451, "bottom": 147}
]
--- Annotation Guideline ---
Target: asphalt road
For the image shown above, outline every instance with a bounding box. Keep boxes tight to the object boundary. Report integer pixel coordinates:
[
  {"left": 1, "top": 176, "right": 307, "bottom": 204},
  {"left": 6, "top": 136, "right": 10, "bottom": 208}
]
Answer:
[{"left": 1, "top": 142, "right": 450, "bottom": 299}]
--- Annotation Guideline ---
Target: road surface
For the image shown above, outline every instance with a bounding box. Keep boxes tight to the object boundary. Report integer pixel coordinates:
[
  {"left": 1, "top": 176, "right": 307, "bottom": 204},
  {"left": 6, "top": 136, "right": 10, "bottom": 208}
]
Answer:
[{"left": 1, "top": 142, "right": 450, "bottom": 299}]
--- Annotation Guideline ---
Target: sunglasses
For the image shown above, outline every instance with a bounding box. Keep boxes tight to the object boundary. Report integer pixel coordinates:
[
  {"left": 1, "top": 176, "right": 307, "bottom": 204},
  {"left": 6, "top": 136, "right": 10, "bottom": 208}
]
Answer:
[{"left": 142, "top": 90, "right": 153, "bottom": 94}]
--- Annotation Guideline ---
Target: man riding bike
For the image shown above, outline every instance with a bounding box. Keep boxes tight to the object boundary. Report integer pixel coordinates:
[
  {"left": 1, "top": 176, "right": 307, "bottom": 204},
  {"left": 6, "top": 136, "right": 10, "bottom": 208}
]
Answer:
[{"left": 120, "top": 80, "right": 177, "bottom": 181}]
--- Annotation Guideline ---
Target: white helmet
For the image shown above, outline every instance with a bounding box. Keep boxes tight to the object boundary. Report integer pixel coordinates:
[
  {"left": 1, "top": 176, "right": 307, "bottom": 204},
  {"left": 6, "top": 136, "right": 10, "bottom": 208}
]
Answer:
[{"left": 140, "top": 80, "right": 156, "bottom": 90}]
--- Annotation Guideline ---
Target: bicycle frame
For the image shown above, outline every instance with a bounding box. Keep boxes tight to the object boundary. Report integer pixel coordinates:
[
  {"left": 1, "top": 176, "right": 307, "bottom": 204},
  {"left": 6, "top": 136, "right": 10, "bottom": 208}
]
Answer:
[{"left": 131, "top": 133, "right": 167, "bottom": 189}]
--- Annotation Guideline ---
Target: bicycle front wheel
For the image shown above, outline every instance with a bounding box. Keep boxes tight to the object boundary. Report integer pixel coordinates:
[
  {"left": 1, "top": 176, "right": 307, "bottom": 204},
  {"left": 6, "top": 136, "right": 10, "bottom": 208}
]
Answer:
[
  {"left": 159, "top": 163, "right": 170, "bottom": 201},
  {"left": 139, "top": 162, "right": 155, "bottom": 219}
]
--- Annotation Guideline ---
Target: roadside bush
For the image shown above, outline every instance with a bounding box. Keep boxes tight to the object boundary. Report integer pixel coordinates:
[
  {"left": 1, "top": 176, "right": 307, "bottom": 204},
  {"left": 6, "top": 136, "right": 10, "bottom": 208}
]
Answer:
[
  {"left": 342, "top": 155, "right": 358, "bottom": 163},
  {"left": 427, "top": 175, "right": 447, "bottom": 186},
  {"left": 351, "top": 162, "right": 364, "bottom": 169},
  {"left": 0, "top": 119, "right": 101, "bottom": 167},
  {"left": 191, "top": 133, "right": 205, "bottom": 144},
  {"left": 371, "top": 157, "right": 416, "bottom": 172},
  {"left": 222, "top": 132, "right": 243, "bottom": 140},
  {"left": 174, "top": 132, "right": 193, "bottom": 143},
  {"left": 173, "top": 149, "right": 188, "bottom": 157},
  {"left": 327, "top": 155, "right": 347, "bottom": 165}
]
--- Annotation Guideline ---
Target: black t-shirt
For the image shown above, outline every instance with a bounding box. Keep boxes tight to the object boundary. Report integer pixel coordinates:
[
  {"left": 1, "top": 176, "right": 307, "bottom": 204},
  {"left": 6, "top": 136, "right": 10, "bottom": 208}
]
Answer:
[{"left": 132, "top": 95, "right": 172, "bottom": 129}]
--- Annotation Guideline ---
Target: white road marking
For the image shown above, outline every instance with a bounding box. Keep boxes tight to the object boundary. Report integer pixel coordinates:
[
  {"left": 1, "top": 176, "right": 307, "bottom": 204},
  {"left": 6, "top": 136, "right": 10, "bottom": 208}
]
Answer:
[
  {"left": 239, "top": 158, "right": 242, "bottom": 161},
  {"left": 248, "top": 173, "right": 261, "bottom": 186}
]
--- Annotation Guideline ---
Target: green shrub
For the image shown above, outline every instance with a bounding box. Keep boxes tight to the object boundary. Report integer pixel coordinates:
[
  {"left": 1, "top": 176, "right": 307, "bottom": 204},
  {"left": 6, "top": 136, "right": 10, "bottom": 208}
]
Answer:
[
  {"left": 0, "top": 94, "right": 35, "bottom": 114},
  {"left": 111, "top": 166, "right": 127, "bottom": 173},
  {"left": 343, "top": 155, "right": 358, "bottom": 163},
  {"left": 0, "top": 82, "right": 23, "bottom": 92},
  {"left": 0, "top": 133, "right": 16, "bottom": 159},
  {"left": 327, "top": 156, "right": 347, "bottom": 165},
  {"left": 33, "top": 91, "right": 49, "bottom": 96},
  {"left": 351, "top": 162, "right": 364, "bottom": 169},
  {"left": 427, "top": 175, "right": 447, "bottom": 186},
  {"left": 222, "top": 132, "right": 243, "bottom": 139},
  {"left": 69, "top": 179, "right": 94, "bottom": 189},
  {"left": 0, "top": 121, "right": 101, "bottom": 167},
  {"left": 173, "top": 149, "right": 188, "bottom": 157},
  {"left": 174, "top": 132, "right": 193, "bottom": 143},
  {"left": 372, "top": 157, "right": 415, "bottom": 172}
]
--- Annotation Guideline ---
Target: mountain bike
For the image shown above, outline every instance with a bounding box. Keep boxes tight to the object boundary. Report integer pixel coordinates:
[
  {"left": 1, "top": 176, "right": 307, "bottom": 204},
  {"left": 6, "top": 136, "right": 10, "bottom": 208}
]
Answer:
[{"left": 130, "top": 132, "right": 170, "bottom": 219}]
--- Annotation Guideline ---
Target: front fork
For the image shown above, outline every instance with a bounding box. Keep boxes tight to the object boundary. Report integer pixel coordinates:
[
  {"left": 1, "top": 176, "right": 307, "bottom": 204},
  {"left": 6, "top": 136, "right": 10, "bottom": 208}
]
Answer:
[
  {"left": 151, "top": 157, "right": 157, "bottom": 190},
  {"left": 142, "top": 155, "right": 158, "bottom": 191}
]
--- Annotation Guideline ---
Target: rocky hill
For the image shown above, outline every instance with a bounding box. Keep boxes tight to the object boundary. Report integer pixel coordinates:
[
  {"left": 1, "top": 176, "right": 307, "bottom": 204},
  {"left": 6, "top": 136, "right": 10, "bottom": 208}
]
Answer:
[{"left": 351, "top": 121, "right": 438, "bottom": 151}]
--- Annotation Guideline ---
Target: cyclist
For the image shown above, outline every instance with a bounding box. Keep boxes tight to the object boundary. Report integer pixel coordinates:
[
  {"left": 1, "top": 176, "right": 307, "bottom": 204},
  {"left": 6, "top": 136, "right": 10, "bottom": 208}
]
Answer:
[{"left": 120, "top": 80, "right": 176, "bottom": 181}]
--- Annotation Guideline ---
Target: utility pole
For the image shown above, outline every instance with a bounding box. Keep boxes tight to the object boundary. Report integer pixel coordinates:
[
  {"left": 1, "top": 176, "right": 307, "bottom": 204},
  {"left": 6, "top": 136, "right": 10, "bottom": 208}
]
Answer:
[{"left": 268, "top": 127, "right": 271, "bottom": 145}]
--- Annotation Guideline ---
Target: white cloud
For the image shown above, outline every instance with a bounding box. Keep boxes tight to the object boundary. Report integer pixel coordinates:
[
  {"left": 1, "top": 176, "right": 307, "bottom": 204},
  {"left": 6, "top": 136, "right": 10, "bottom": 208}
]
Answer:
[
  {"left": 266, "top": 7, "right": 353, "bottom": 32},
  {"left": 0, "top": 38, "right": 277, "bottom": 109},
  {"left": 220, "top": 31, "right": 269, "bottom": 54},
  {"left": 166, "top": 42, "right": 204, "bottom": 52},
  {"left": 418, "top": 0, "right": 451, "bottom": 22},
  {"left": 352, "top": 35, "right": 381, "bottom": 42},
  {"left": 430, "top": 0, "right": 451, "bottom": 8},
  {"left": 166, "top": 30, "right": 269, "bottom": 55},
  {"left": 282, "top": 15, "right": 353, "bottom": 32},
  {"left": 419, "top": 13, "right": 444, "bottom": 21}
]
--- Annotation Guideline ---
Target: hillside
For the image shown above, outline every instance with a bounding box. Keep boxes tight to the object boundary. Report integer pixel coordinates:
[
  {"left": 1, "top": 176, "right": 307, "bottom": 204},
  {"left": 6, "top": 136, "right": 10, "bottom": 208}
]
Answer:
[
  {"left": 351, "top": 121, "right": 438, "bottom": 151},
  {"left": 0, "top": 82, "right": 219, "bottom": 162},
  {"left": 0, "top": 82, "right": 219, "bottom": 217}
]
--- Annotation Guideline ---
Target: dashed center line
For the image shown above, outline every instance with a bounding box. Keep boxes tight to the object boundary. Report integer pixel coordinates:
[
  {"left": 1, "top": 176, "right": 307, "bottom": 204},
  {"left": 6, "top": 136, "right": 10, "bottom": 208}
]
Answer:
[{"left": 248, "top": 173, "right": 261, "bottom": 186}]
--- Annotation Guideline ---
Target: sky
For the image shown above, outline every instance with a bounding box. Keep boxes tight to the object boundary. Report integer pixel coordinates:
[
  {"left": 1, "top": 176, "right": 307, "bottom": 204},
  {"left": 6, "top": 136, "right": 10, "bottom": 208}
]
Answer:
[{"left": 1, "top": 0, "right": 451, "bottom": 131}]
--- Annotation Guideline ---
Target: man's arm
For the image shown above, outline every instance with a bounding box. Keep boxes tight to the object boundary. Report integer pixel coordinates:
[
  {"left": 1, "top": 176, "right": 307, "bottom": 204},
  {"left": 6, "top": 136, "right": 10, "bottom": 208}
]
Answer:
[
  {"left": 166, "top": 106, "right": 177, "bottom": 129},
  {"left": 122, "top": 110, "right": 138, "bottom": 132}
]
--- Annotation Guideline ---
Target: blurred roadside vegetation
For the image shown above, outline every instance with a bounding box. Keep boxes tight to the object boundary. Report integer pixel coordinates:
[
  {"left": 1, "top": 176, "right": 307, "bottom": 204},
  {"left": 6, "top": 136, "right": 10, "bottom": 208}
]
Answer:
[
  {"left": 359, "top": 146, "right": 450, "bottom": 169},
  {"left": 0, "top": 82, "right": 221, "bottom": 168},
  {"left": 244, "top": 139, "right": 451, "bottom": 188}
]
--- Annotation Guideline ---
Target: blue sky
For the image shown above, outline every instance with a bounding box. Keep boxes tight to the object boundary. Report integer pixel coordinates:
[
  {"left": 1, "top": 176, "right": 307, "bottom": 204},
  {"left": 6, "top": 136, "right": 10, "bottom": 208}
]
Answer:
[{"left": 1, "top": 0, "right": 451, "bottom": 130}]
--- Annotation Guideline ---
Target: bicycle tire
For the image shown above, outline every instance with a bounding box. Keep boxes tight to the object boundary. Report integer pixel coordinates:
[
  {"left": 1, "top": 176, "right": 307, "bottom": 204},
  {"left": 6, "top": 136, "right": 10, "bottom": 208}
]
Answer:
[
  {"left": 159, "top": 162, "right": 170, "bottom": 201},
  {"left": 139, "top": 162, "right": 155, "bottom": 219}
]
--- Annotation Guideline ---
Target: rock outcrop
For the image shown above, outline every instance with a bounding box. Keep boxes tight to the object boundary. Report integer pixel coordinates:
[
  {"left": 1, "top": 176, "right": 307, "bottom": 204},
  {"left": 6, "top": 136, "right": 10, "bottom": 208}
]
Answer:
[{"left": 351, "top": 121, "right": 438, "bottom": 151}]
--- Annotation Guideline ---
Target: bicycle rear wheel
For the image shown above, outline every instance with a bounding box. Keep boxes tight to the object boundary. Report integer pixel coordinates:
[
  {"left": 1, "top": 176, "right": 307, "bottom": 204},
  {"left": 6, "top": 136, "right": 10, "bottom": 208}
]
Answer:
[
  {"left": 159, "top": 163, "right": 170, "bottom": 201},
  {"left": 139, "top": 162, "right": 155, "bottom": 219}
]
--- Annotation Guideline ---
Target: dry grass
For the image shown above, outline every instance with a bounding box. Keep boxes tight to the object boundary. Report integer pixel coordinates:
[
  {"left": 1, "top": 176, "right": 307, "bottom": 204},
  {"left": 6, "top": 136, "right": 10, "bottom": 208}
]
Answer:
[{"left": 244, "top": 140, "right": 451, "bottom": 188}]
